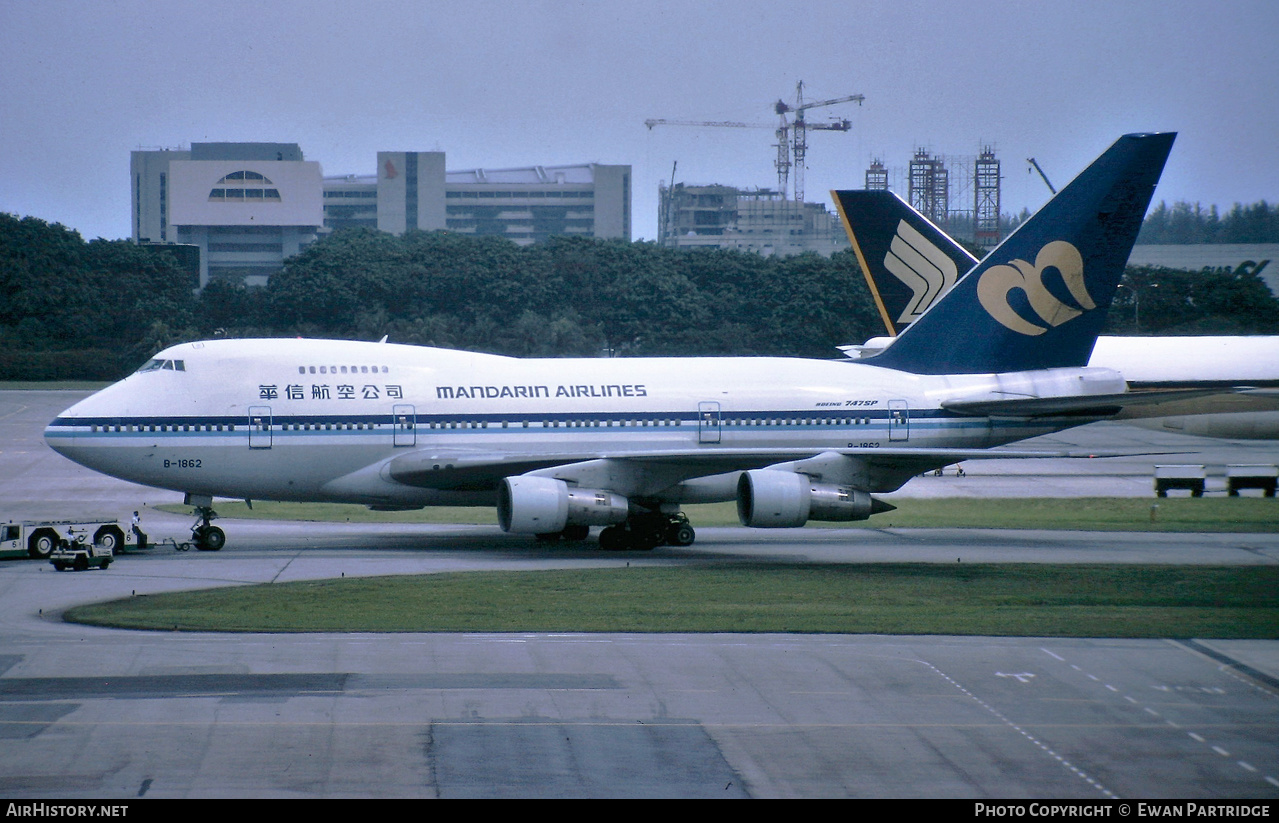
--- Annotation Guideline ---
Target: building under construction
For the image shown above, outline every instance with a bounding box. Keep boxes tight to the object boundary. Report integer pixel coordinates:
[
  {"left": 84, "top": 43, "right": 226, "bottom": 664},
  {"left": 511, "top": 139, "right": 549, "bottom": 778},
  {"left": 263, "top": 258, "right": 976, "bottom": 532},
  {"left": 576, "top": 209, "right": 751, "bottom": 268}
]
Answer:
[
  {"left": 648, "top": 81, "right": 862, "bottom": 257},
  {"left": 657, "top": 183, "right": 850, "bottom": 257}
]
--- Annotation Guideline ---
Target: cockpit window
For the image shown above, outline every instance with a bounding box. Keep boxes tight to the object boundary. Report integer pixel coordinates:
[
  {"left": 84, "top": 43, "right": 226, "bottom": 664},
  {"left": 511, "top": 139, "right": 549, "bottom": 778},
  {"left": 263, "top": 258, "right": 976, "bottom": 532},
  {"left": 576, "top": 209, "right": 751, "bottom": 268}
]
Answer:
[{"left": 135, "top": 359, "right": 186, "bottom": 373}]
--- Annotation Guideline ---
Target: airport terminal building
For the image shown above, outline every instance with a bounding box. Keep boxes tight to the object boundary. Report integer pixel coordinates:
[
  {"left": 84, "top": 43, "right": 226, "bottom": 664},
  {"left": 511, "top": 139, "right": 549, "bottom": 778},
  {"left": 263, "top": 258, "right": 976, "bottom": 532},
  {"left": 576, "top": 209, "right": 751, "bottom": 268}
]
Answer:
[{"left": 132, "top": 143, "right": 631, "bottom": 288}]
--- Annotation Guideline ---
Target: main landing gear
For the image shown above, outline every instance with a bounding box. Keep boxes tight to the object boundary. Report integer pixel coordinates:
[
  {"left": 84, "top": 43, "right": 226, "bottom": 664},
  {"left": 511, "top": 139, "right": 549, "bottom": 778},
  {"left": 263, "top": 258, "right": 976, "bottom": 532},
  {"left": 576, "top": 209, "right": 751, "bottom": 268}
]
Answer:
[
  {"left": 190, "top": 505, "right": 225, "bottom": 551},
  {"left": 597, "top": 511, "right": 695, "bottom": 552},
  {"left": 532, "top": 511, "right": 697, "bottom": 551}
]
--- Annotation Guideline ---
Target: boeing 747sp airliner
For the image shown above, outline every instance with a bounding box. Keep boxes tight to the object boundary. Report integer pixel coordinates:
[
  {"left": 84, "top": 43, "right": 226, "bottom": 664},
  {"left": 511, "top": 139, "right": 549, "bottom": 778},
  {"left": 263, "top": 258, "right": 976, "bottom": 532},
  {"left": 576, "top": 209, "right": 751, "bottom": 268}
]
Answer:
[{"left": 48, "top": 133, "right": 1180, "bottom": 551}]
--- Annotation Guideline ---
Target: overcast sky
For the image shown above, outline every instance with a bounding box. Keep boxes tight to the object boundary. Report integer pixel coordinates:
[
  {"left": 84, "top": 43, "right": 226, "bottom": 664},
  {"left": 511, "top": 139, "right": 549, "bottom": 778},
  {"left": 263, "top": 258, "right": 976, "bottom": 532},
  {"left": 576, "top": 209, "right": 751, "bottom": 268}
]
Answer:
[{"left": 3, "top": 0, "right": 1277, "bottom": 242}]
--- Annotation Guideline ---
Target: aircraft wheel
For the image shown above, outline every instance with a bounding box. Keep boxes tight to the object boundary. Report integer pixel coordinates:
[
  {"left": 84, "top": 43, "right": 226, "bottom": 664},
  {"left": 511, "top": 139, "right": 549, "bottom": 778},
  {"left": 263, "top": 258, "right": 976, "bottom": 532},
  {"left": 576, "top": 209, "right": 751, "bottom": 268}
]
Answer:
[
  {"left": 562, "top": 524, "right": 590, "bottom": 542},
  {"left": 598, "top": 526, "right": 627, "bottom": 551},
  {"left": 195, "top": 526, "right": 226, "bottom": 551},
  {"left": 668, "top": 523, "right": 695, "bottom": 547}
]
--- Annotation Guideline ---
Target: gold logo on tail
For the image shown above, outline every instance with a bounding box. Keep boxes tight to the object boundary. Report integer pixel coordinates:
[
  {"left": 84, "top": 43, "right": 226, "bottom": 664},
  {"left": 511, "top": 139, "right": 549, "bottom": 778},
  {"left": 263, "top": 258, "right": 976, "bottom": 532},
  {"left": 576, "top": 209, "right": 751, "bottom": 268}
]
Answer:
[
  {"left": 884, "top": 220, "right": 959, "bottom": 323},
  {"left": 976, "top": 241, "right": 1091, "bottom": 335}
]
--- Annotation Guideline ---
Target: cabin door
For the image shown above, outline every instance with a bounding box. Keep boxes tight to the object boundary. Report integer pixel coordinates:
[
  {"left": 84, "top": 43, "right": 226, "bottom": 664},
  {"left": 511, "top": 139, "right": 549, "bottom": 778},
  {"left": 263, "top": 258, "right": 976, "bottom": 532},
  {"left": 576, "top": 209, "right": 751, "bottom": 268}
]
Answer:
[
  {"left": 888, "top": 400, "right": 909, "bottom": 442},
  {"left": 248, "top": 406, "right": 273, "bottom": 449},
  {"left": 698, "top": 401, "right": 722, "bottom": 444},
  {"left": 393, "top": 404, "right": 416, "bottom": 447}
]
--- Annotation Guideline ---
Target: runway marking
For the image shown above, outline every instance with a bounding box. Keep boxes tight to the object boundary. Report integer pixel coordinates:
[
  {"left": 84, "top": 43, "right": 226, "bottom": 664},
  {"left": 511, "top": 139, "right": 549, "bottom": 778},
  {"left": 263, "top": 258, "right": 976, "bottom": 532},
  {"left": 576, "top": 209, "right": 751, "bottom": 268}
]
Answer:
[
  {"left": 921, "top": 660, "right": 1117, "bottom": 798},
  {"left": 1042, "top": 645, "right": 1279, "bottom": 794},
  {"left": 0, "top": 404, "right": 30, "bottom": 422}
]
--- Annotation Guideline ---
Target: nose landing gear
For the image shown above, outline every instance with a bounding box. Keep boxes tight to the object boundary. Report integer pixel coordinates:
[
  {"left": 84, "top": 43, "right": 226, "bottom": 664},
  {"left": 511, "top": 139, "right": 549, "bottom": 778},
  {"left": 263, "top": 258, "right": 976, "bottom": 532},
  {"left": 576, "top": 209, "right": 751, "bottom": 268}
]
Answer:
[{"left": 190, "top": 505, "right": 225, "bottom": 551}]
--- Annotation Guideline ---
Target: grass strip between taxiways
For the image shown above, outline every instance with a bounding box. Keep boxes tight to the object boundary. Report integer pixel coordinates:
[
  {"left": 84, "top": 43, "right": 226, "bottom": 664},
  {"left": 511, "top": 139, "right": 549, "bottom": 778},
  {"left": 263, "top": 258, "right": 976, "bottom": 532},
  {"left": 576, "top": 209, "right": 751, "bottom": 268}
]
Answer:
[{"left": 64, "top": 564, "right": 1279, "bottom": 637}]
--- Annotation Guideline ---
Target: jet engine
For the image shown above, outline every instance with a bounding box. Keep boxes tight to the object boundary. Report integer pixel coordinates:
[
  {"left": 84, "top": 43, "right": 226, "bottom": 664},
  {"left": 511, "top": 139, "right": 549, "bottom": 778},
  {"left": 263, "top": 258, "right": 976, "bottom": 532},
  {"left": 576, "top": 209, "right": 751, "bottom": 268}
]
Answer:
[
  {"left": 498, "top": 475, "right": 629, "bottom": 534},
  {"left": 736, "top": 469, "right": 887, "bottom": 528}
]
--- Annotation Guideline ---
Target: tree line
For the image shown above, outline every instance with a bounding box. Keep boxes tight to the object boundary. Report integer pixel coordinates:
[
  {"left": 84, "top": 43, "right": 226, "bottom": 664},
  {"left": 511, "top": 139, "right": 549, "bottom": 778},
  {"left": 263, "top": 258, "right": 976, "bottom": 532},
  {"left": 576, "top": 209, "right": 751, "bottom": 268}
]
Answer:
[
  {"left": 2, "top": 210, "right": 1277, "bottom": 381},
  {"left": 1138, "top": 200, "right": 1279, "bottom": 245}
]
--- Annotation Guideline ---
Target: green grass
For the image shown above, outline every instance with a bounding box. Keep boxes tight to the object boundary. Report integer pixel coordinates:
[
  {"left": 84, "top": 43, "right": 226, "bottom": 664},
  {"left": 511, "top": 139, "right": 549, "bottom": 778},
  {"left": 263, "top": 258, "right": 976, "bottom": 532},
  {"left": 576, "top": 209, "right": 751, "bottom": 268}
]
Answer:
[
  {"left": 159, "top": 496, "right": 1279, "bottom": 532},
  {"left": 64, "top": 564, "right": 1279, "bottom": 637}
]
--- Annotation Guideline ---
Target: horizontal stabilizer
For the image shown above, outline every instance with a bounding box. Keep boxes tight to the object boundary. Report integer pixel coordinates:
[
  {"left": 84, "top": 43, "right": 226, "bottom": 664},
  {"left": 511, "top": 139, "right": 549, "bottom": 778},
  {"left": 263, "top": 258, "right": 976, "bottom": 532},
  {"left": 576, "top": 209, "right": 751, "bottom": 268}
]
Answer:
[{"left": 943, "top": 388, "right": 1238, "bottom": 418}]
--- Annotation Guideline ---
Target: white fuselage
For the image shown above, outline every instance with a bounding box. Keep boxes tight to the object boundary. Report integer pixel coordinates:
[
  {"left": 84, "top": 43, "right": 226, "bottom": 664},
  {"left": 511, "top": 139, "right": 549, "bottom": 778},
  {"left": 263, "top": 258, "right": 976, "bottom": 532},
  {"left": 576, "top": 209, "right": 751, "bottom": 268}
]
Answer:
[
  {"left": 1090, "top": 337, "right": 1279, "bottom": 439},
  {"left": 44, "top": 338, "right": 1118, "bottom": 508},
  {"left": 1088, "top": 336, "right": 1279, "bottom": 387}
]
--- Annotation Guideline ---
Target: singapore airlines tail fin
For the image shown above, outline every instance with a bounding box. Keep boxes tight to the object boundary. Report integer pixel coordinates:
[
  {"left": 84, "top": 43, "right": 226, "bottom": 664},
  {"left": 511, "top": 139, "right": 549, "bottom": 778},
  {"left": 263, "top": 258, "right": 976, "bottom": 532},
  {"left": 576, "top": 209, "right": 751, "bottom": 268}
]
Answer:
[
  {"left": 832, "top": 189, "right": 978, "bottom": 336},
  {"left": 866, "top": 132, "right": 1175, "bottom": 375}
]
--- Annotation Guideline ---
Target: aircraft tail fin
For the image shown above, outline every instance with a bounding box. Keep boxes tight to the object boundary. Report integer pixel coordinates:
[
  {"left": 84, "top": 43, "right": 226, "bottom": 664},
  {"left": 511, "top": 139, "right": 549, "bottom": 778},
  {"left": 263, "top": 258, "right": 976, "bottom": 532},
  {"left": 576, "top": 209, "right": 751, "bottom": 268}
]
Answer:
[
  {"left": 865, "top": 133, "right": 1175, "bottom": 375},
  {"left": 832, "top": 189, "right": 978, "bottom": 336}
]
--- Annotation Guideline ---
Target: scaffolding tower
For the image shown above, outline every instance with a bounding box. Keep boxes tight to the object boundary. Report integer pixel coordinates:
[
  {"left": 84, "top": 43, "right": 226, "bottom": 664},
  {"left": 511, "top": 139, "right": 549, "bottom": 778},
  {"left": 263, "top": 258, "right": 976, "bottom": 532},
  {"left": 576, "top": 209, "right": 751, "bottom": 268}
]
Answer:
[
  {"left": 865, "top": 159, "right": 888, "bottom": 191},
  {"left": 867, "top": 146, "right": 1002, "bottom": 246},
  {"left": 974, "top": 147, "right": 1001, "bottom": 246},
  {"left": 909, "top": 149, "right": 948, "bottom": 224}
]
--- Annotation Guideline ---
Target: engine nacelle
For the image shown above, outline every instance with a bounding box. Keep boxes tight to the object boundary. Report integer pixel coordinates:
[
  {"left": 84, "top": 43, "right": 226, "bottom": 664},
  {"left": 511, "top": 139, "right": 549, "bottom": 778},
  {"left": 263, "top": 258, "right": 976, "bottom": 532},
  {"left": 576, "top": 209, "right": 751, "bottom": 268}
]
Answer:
[
  {"left": 498, "top": 476, "right": 629, "bottom": 534},
  {"left": 736, "top": 470, "right": 877, "bottom": 528}
]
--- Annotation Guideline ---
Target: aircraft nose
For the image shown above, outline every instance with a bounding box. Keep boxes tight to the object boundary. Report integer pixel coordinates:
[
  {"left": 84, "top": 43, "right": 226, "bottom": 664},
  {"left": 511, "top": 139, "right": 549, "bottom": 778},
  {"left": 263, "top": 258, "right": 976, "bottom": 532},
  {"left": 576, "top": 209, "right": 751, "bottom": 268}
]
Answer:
[
  {"left": 45, "top": 407, "right": 78, "bottom": 460},
  {"left": 44, "top": 390, "right": 105, "bottom": 467}
]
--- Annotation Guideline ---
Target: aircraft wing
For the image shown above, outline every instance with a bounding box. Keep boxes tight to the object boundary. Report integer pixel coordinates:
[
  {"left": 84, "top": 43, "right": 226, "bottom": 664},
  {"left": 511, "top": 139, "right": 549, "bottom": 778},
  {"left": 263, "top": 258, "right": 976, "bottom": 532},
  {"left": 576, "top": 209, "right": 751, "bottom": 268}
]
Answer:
[{"left": 384, "top": 444, "right": 1124, "bottom": 494}]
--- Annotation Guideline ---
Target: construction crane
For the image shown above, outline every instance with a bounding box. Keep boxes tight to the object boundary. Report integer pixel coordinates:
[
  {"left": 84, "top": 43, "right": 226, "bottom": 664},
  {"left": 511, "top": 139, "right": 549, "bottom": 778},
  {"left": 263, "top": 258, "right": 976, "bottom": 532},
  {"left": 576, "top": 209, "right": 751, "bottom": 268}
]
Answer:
[
  {"left": 1026, "top": 157, "right": 1057, "bottom": 194},
  {"left": 644, "top": 119, "right": 771, "bottom": 131},
  {"left": 645, "top": 81, "right": 863, "bottom": 202},
  {"left": 777, "top": 81, "right": 864, "bottom": 202},
  {"left": 644, "top": 119, "right": 784, "bottom": 192}
]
